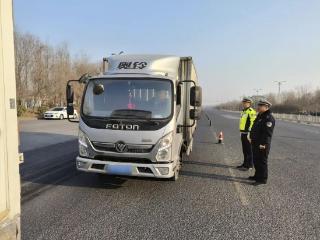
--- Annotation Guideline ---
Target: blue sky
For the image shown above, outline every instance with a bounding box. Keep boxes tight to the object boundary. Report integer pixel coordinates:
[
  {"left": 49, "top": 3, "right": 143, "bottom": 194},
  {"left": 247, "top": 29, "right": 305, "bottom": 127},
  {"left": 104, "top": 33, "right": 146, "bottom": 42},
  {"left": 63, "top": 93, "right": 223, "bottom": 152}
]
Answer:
[{"left": 14, "top": 0, "right": 320, "bottom": 104}]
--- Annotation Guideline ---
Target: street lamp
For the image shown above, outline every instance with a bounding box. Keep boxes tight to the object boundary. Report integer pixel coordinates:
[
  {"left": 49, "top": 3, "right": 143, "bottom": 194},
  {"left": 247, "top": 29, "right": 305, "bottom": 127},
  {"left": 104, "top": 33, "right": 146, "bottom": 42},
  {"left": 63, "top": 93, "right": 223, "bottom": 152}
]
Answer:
[
  {"left": 111, "top": 51, "right": 124, "bottom": 55},
  {"left": 274, "top": 81, "right": 286, "bottom": 95},
  {"left": 253, "top": 88, "right": 262, "bottom": 96}
]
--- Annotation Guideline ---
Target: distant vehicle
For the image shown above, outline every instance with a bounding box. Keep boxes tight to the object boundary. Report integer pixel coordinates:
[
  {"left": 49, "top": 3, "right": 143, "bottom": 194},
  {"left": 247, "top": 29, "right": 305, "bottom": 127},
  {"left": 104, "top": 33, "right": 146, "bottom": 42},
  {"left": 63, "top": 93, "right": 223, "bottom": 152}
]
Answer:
[
  {"left": 44, "top": 107, "right": 78, "bottom": 120},
  {"left": 66, "top": 54, "right": 202, "bottom": 181}
]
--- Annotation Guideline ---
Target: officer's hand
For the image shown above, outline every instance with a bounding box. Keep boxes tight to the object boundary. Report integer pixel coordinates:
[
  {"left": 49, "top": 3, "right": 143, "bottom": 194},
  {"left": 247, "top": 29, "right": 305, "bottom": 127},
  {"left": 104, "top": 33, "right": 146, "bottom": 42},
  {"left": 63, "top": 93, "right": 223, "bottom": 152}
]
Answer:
[
  {"left": 259, "top": 145, "right": 266, "bottom": 149},
  {"left": 247, "top": 135, "right": 251, "bottom": 143}
]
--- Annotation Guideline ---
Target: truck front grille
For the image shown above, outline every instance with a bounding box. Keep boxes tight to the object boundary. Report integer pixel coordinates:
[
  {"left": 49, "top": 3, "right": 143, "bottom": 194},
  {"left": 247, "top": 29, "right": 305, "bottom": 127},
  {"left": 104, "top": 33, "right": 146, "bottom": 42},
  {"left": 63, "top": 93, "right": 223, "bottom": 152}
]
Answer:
[
  {"left": 92, "top": 142, "right": 153, "bottom": 153},
  {"left": 94, "top": 156, "right": 152, "bottom": 164}
]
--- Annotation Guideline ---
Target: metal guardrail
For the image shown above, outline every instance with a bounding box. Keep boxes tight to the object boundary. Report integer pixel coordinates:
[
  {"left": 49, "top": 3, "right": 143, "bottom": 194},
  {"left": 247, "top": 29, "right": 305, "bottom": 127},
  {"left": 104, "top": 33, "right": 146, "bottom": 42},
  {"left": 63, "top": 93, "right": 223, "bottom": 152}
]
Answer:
[
  {"left": 273, "top": 113, "right": 320, "bottom": 125},
  {"left": 220, "top": 109, "right": 320, "bottom": 125}
]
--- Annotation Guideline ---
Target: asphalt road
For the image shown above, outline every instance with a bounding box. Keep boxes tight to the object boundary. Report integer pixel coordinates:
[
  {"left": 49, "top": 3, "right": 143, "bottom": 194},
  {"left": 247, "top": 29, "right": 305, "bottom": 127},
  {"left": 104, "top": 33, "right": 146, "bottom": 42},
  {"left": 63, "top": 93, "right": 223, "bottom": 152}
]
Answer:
[
  {"left": 19, "top": 119, "right": 78, "bottom": 201},
  {"left": 20, "top": 109, "right": 320, "bottom": 240},
  {"left": 19, "top": 119, "right": 78, "bottom": 151}
]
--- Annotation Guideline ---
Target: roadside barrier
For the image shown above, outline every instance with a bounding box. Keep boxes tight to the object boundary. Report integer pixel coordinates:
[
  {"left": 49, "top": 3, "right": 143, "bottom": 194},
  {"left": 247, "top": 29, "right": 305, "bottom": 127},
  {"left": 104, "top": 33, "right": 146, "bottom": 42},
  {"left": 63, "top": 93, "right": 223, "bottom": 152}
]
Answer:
[
  {"left": 221, "top": 109, "right": 320, "bottom": 125},
  {"left": 273, "top": 113, "right": 320, "bottom": 125}
]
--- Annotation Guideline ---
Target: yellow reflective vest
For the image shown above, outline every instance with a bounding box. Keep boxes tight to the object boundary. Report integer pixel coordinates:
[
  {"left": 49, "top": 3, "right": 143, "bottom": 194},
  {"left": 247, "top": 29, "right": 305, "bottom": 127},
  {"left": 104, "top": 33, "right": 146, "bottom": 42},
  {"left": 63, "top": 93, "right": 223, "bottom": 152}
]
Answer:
[{"left": 239, "top": 107, "right": 256, "bottom": 132}]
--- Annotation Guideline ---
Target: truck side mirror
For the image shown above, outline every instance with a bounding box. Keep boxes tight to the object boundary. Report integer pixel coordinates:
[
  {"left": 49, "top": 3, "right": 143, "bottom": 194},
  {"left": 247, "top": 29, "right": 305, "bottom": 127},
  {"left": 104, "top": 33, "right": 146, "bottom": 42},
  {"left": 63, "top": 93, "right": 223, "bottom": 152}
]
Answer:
[
  {"left": 190, "top": 108, "right": 201, "bottom": 120},
  {"left": 190, "top": 86, "right": 202, "bottom": 107},
  {"left": 78, "top": 73, "right": 91, "bottom": 84},
  {"left": 66, "top": 84, "right": 74, "bottom": 115}
]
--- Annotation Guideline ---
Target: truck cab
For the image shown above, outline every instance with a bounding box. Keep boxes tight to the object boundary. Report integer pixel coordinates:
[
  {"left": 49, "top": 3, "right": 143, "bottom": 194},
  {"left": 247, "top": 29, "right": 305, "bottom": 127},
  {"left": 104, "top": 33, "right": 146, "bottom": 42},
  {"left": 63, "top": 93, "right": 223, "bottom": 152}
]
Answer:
[{"left": 67, "top": 55, "right": 202, "bottom": 180}]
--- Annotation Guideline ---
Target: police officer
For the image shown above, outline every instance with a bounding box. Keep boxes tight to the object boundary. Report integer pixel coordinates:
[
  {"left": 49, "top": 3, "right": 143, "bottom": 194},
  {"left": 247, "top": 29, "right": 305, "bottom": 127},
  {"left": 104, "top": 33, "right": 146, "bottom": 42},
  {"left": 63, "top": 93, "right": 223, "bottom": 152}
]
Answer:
[
  {"left": 248, "top": 99, "right": 275, "bottom": 185},
  {"left": 237, "top": 97, "right": 256, "bottom": 170}
]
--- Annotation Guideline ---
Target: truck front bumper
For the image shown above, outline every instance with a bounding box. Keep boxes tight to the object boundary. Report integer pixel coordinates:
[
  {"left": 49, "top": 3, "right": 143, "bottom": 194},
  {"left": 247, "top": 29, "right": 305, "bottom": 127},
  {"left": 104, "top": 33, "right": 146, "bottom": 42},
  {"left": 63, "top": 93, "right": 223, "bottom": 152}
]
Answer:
[{"left": 76, "top": 156, "right": 175, "bottom": 178}]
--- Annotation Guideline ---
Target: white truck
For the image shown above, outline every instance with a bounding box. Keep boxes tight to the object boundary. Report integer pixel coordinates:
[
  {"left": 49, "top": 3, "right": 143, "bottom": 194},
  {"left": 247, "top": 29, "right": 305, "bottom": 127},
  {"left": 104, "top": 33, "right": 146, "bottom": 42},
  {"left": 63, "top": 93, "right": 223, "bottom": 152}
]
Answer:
[
  {"left": 66, "top": 54, "right": 202, "bottom": 180},
  {"left": 0, "top": 0, "right": 21, "bottom": 239}
]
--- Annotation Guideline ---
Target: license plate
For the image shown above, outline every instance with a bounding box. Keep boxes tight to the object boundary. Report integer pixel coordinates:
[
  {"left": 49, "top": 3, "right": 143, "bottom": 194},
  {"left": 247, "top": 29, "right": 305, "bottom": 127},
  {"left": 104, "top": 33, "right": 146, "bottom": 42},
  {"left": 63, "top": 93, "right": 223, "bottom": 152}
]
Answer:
[{"left": 107, "top": 165, "right": 132, "bottom": 175}]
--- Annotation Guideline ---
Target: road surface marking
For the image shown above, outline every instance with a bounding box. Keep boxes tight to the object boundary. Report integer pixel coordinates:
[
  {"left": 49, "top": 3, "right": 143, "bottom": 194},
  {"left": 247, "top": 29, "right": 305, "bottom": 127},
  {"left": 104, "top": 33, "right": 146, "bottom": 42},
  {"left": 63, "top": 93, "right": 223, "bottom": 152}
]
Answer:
[
  {"left": 227, "top": 167, "right": 249, "bottom": 206},
  {"left": 211, "top": 126, "right": 249, "bottom": 206}
]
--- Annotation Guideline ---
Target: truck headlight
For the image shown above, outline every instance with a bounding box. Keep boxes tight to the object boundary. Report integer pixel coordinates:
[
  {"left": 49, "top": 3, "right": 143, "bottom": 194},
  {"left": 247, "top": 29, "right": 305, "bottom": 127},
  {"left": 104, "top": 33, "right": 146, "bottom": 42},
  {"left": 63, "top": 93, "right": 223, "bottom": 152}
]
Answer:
[
  {"left": 79, "top": 129, "right": 89, "bottom": 157},
  {"left": 157, "top": 148, "right": 171, "bottom": 162},
  {"left": 156, "top": 132, "right": 172, "bottom": 162}
]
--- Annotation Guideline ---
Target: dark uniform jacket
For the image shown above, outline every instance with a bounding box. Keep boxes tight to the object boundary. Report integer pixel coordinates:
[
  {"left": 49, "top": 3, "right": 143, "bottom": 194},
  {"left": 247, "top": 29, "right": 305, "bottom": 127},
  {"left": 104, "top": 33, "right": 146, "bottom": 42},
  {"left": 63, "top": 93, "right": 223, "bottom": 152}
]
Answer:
[{"left": 250, "top": 109, "right": 275, "bottom": 146}]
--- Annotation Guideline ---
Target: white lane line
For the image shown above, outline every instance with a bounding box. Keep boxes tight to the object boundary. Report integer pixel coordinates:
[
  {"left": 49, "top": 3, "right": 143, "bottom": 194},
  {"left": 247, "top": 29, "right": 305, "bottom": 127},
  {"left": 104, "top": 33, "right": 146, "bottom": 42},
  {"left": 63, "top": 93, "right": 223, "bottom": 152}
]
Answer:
[
  {"left": 221, "top": 144, "right": 250, "bottom": 206},
  {"left": 227, "top": 167, "right": 249, "bottom": 206},
  {"left": 207, "top": 115, "right": 249, "bottom": 206}
]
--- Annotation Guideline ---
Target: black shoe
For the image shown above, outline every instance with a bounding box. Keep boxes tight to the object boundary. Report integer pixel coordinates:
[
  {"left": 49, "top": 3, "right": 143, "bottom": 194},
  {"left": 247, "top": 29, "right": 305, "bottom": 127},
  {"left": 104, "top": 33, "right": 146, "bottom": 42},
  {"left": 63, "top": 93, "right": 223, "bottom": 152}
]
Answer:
[
  {"left": 248, "top": 176, "right": 257, "bottom": 181},
  {"left": 243, "top": 166, "right": 253, "bottom": 171},
  {"left": 252, "top": 180, "right": 267, "bottom": 186}
]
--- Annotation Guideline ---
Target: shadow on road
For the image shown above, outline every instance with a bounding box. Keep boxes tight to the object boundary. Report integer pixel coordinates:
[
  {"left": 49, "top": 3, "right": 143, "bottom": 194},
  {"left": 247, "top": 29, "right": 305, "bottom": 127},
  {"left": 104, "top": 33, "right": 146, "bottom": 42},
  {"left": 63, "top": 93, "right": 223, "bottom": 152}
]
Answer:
[
  {"left": 68, "top": 173, "right": 128, "bottom": 189},
  {"left": 22, "top": 171, "right": 129, "bottom": 203},
  {"left": 20, "top": 131, "right": 77, "bottom": 152},
  {"left": 181, "top": 170, "right": 251, "bottom": 184},
  {"left": 183, "top": 160, "right": 235, "bottom": 169},
  {"left": 20, "top": 133, "right": 128, "bottom": 201}
]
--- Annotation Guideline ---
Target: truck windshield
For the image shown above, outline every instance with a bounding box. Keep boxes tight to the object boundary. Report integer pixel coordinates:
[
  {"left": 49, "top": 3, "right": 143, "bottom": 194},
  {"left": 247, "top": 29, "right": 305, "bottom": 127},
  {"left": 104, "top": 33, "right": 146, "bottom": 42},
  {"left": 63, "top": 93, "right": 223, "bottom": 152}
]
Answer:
[{"left": 82, "top": 78, "right": 173, "bottom": 119}]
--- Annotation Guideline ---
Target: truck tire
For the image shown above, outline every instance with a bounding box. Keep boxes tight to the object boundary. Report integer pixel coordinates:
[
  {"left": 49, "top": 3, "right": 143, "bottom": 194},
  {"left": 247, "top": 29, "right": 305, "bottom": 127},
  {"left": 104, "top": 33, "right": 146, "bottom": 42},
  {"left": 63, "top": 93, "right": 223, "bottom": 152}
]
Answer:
[
  {"left": 180, "top": 151, "right": 187, "bottom": 163},
  {"left": 170, "top": 167, "right": 179, "bottom": 181}
]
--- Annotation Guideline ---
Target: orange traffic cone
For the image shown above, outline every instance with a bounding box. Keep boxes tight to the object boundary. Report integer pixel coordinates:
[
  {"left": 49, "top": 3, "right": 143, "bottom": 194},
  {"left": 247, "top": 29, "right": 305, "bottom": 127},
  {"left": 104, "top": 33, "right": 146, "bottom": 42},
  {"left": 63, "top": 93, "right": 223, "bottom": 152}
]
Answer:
[{"left": 217, "top": 131, "right": 224, "bottom": 144}]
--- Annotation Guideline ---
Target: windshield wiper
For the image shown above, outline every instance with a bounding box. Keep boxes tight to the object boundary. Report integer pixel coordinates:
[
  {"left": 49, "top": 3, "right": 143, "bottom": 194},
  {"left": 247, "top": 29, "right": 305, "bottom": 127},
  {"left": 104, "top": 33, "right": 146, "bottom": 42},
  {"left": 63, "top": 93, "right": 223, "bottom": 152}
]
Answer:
[{"left": 110, "top": 109, "right": 152, "bottom": 119}]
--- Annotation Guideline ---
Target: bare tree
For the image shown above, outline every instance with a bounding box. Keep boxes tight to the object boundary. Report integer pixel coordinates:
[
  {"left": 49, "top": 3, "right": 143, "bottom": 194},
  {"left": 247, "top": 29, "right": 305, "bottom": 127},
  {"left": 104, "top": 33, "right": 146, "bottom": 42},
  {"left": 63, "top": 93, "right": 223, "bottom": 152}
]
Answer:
[
  {"left": 14, "top": 30, "right": 100, "bottom": 115},
  {"left": 216, "top": 86, "right": 320, "bottom": 114},
  {"left": 14, "top": 31, "right": 38, "bottom": 105}
]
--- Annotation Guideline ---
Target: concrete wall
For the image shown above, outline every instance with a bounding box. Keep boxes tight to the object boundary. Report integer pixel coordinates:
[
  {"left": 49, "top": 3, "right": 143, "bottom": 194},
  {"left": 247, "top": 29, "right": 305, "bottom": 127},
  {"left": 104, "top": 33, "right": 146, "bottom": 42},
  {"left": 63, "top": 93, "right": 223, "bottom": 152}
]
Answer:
[{"left": 0, "top": 0, "right": 21, "bottom": 239}]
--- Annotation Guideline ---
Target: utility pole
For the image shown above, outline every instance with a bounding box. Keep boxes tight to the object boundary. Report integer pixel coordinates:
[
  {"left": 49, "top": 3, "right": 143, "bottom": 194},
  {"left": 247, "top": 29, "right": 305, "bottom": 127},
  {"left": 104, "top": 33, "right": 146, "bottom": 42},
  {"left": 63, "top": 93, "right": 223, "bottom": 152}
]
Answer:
[
  {"left": 253, "top": 88, "right": 262, "bottom": 96},
  {"left": 274, "top": 81, "right": 286, "bottom": 95}
]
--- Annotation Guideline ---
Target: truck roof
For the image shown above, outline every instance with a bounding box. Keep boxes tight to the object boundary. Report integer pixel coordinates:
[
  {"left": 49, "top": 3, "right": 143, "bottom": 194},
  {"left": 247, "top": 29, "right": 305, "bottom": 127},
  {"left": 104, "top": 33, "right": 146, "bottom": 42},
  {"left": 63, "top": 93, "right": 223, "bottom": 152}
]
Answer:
[{"left": 104, "top": 54, "right": 182, "bottom": 79}]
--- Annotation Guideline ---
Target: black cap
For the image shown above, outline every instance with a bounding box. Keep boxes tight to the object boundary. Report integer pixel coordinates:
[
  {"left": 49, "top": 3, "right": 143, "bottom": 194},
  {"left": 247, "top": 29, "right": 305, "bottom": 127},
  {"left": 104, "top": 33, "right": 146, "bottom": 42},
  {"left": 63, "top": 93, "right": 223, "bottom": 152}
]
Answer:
[{"left": 257, "top": 99, "right": 272, "bottom": 107}]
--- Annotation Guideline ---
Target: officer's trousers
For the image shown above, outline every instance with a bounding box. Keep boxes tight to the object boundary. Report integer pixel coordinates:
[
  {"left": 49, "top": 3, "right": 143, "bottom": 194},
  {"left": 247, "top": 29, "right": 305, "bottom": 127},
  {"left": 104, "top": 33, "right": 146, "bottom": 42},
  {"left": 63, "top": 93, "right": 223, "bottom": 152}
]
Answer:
[
  {"left": 252, "top": 144, "right": 270, "bottom": 182},
  {"left": 241, "top": 133, "right": 253, "bottom": 168}
]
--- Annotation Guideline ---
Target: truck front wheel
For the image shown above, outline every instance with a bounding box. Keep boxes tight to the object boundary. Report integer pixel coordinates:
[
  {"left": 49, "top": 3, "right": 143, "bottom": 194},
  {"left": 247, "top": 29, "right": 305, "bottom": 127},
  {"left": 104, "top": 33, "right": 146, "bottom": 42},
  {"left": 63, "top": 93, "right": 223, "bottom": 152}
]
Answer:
[{"left": 170, "top": 167, "right": 179, "bottom": 181}]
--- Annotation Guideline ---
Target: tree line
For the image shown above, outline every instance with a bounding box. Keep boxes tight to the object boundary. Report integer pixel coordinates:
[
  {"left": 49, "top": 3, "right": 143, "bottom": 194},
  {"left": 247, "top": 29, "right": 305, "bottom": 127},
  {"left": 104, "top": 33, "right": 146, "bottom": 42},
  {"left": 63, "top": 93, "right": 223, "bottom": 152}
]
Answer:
[
  {"left": 14, "top": 30, "right": 100, "bottom": 116},
  {"left": 216, "top": 87, "right": 320, "bottom": 115}
]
